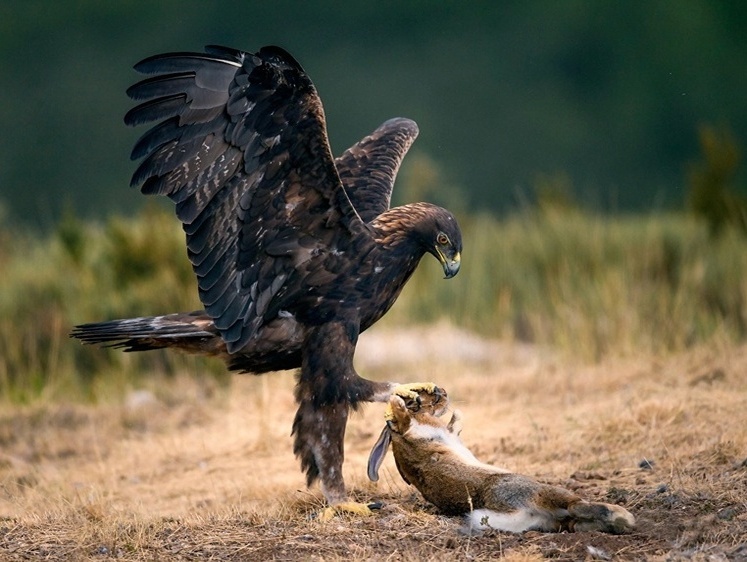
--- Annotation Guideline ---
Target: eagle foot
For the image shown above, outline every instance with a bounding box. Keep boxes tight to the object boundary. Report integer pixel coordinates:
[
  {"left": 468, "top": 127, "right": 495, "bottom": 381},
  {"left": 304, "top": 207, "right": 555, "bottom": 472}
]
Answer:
[
  {"left": 386, "top": 383, "right": 447, "bottom": 421},
  {"left": 317, "top": 501, "right": 380, "bottom": 522}
]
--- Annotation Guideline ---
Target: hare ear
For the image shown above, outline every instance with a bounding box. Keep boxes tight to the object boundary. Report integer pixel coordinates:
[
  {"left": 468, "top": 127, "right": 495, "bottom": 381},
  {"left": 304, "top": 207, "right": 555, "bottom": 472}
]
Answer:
[{"left": 367, "top": 425, "right": 392, "bottom": 482}]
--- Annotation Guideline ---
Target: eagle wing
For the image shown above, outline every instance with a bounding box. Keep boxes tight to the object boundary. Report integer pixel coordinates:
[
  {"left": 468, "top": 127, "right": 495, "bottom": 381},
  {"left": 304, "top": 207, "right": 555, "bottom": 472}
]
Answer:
[
  {"left": 335, "top": 118, "right": 419, "bottom": 224},
  {"left": 125, "top": 45, "right": 366, "bottom": 353}
]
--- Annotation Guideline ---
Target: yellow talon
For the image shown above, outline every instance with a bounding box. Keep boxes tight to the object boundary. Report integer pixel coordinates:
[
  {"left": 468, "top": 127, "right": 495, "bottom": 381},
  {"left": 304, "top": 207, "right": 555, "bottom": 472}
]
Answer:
[
  {"left": 392, "top": 381, "right": 438, "bottom": 400},
  {"left": 387, "top": 382, "right": 447, "bottom": 420},
  {"left": 384, "top": 402, "right": 395, "bottom": 422},
  {"left": 318, "top": 501, "right": 374, "bottom": 522}
]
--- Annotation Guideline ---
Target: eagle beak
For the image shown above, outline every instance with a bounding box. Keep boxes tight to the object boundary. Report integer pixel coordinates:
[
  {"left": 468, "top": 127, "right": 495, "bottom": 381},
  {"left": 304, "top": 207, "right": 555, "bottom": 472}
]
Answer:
[{"left": 437, "top": 250, "right": 461, "bottom": 279}]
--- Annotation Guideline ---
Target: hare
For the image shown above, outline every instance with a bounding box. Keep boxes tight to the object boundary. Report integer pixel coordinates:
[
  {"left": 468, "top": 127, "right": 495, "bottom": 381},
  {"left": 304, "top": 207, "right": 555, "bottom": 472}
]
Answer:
[{"left": 368, "top": 387, "right": 635, "bottom": 534}]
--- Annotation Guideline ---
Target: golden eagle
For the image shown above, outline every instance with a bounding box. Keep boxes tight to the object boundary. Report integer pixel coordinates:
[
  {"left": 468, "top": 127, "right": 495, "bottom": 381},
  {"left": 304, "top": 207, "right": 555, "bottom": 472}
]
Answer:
[{"left": 72, "top": 45, "right": 462, "bottom": 511}]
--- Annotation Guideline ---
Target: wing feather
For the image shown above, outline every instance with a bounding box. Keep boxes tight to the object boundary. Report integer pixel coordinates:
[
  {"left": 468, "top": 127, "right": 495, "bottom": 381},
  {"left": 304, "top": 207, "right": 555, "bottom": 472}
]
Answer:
[
  {"left": 123, "top": 94, "right": 186, "bottom": 126},
  {"left": 127, "top": 45, "right": 366, "bottom": 352},
  {"left": 335, "top": 117, "right": 419, "bottom": 223}
]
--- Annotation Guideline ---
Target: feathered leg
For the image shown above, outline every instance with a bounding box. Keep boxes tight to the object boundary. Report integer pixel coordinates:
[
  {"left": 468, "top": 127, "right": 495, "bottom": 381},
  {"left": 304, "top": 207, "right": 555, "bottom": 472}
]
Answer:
[
  {"left": 292, "top": 321, "right": 393, "bottom": 514},
  {"left": 292, "top": 396, "right": 349, "bottom": 504}
]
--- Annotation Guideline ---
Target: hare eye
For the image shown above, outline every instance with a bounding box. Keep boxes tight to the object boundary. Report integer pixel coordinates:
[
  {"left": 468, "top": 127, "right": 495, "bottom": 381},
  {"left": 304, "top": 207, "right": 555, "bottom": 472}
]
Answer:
[{"left": 437, "top": 233, "right": 449, "bottom": 245}]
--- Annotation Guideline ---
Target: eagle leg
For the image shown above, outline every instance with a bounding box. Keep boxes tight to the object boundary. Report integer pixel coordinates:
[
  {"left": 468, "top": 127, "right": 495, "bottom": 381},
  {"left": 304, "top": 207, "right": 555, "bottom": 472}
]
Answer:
[
  {"left": 291, "top": 373, "right": 394, "bottom": 507},
  {"left": 292, "top": 397, "right": 349, "bottom": 504},
  {"left": 293, "top": 322, "right": 436, "bottom": 507},
  {"left": 292, "top": 320, "right": 392, "bottom": 506}
]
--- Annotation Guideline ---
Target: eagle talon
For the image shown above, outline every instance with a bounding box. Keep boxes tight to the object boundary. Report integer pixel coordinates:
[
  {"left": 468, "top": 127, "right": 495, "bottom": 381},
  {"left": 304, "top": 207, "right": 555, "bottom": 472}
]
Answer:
[
  {"left": 391, "top": 382, "right": 439, "bottom": 403},
  {"left": 386, "top": 382, "right": 447, "bottom": 420},
  {"left": 317, "top": 501, "right": 376, "bottom": 522},
  {"left": 393, "top": 383, "right": 443, "bottom": 405},
  {"left": 407, "top": 394, "right": 422, "bottom": 412}
]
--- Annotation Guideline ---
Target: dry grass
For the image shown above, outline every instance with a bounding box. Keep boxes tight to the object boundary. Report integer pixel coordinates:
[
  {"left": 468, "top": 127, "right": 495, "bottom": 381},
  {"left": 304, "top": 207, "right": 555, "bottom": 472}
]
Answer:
[{"left": 2, "top": 324, "right": 746, "bottom": 561}]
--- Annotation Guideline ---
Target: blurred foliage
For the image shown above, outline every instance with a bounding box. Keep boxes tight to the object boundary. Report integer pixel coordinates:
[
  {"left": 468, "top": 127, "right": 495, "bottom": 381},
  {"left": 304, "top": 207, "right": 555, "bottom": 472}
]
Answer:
[
  {"left": 1, "top": 1, "right": 746, "bottom": 226},
  {"left": 687, "top": 124, "right": 747, "bottom": 235},
  {"left": 0, "top": 206, "right": 227, "bottom": 403},
  {"left": 531, "top": 171, "right": 580, "bottom": 216},
  {"left": 2, "top": 205, "right": 747, "bottom": 403},
  {"left": 395, "top": 151, "right": 468, "bottom": 216},
  {"left": 388, "top": 208, "right": 747, "bottom": 362}
]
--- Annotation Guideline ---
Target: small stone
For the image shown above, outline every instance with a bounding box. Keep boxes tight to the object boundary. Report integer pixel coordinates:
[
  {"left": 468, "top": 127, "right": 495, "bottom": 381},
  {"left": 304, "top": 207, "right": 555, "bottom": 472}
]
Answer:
[
  {"left": 586, "top": 545, "right": 612, "bottom": 561},
  {"left": 717, "top": 506, "right": 737, "bottom": 521},
  {"left": 639, "top": 458, "right": 655, "bottom": 470},
  {"left": 125, "top": 389, "right": 158, "bottom": 411}
]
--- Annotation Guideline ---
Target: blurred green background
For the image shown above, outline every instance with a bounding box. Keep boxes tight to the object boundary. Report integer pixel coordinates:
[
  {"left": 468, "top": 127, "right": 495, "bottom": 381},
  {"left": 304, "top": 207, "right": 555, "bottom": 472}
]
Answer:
[{"left": 2, "top": 0, "right": 746, "bottom": 226}]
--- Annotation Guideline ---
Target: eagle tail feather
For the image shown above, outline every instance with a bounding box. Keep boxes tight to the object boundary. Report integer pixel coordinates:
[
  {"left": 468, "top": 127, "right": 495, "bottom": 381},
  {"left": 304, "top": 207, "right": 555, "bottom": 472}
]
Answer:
[{"left": 70, "top": 312, "right": 218, "bottom": 354}]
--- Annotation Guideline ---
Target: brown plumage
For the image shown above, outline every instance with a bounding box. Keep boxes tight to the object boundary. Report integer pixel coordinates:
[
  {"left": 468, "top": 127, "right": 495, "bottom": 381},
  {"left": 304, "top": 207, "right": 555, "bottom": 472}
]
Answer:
[{"left": 71, "top": 45, "right": 462, "bottom": 507}]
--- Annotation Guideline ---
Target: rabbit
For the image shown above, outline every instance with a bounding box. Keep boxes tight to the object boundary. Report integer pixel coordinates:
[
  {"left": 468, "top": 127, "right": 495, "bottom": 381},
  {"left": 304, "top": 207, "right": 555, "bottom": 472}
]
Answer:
[{"left": 368, "top": 387, "right": 635, "bottom": 534}]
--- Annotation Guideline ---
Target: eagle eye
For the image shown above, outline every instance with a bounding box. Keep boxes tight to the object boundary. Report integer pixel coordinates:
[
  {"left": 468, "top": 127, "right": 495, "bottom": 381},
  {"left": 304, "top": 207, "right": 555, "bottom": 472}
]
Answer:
[{"left": 436, "top": 232, "right": 449, "bottom": 246}]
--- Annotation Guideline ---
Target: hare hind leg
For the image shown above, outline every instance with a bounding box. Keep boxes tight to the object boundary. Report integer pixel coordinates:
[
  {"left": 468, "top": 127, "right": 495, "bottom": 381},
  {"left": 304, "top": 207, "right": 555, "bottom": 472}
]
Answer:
[
  {"left": 466, "top": 508, "right": 560, "bottom": 533},
  {"left": 568, "top": 501, "right": 636, "bottom": 534},
  {"left": 467, "top": 499, "right": 635, "bottom": 535},
  {"left": 478, "top": 477, "right": 635, "bottom": 534}
]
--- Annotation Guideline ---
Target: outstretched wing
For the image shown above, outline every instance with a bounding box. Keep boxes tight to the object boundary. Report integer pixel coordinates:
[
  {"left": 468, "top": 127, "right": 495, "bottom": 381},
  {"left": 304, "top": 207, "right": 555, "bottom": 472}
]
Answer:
[
  {"left": 335, "top": 118, "right": 419, "bottom": 224},
  {"left": 125, "top": 45, "right": 366, "bottom": 353}
]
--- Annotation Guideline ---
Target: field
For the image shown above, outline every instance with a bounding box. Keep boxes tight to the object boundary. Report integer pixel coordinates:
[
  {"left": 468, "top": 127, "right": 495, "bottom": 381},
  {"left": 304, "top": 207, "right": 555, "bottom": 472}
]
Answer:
[
  {"left": 1, "top": 210, "right": 747, "bottom": 560},
  {"left": 1, "top": 326, "right": 746, "bottom": 560}
]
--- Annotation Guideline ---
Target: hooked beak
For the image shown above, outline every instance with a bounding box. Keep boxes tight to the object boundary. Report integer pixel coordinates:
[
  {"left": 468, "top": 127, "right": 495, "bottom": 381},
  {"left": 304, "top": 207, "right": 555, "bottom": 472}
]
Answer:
[{"left": 436, "top": 250, "right": 461, "bottom": 279}]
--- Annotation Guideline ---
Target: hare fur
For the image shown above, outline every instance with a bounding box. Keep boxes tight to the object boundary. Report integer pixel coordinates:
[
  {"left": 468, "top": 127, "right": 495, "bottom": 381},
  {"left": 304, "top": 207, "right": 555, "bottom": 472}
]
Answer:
[{"left": 368, "top": 389, "right": 635, "bottom": 534}]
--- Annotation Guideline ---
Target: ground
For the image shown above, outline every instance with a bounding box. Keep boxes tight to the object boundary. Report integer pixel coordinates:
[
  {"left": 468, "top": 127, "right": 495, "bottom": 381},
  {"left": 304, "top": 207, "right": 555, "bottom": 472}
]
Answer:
[{"left": 1, "top": 324, "right": 746, "bottom": 561}]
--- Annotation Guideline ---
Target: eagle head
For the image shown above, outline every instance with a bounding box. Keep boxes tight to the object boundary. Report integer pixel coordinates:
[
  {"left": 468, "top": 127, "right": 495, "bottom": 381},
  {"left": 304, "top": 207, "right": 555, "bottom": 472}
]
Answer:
[
  {"left": 372, "top": 202, "right": 462, "bottom": 279},
  {"left": 419, "top": 205, "right": 462, "bottom": 279}
]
